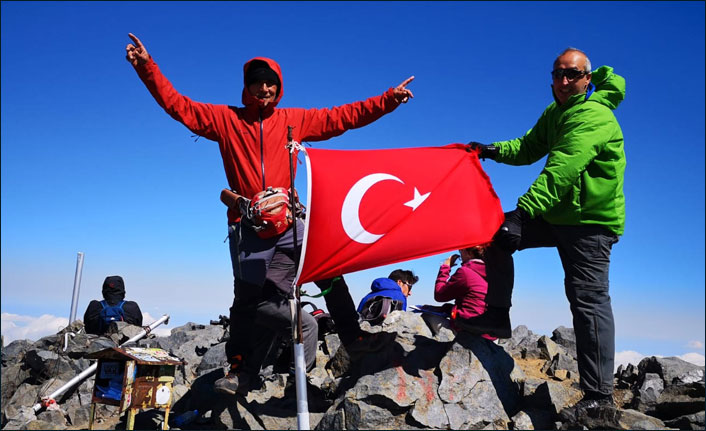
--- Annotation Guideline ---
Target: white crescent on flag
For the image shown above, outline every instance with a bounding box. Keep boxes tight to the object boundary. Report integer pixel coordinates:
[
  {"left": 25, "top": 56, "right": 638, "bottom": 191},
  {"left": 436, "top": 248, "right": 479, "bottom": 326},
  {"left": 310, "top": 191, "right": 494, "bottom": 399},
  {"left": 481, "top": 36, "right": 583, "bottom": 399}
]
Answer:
[{"left": 341, "top": 173, "right": 430, "bottom": 244}]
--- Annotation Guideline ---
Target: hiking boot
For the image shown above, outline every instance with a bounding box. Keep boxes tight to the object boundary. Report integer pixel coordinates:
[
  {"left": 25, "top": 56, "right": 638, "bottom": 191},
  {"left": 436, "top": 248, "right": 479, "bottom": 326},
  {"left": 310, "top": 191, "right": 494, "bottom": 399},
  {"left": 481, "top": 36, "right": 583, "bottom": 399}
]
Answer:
[
  {"left": 214, "top": 371, "right": 251, "bottom": 395},
  {"left": 344, "top": 331, "right": 395, "bottom": 361},
  {"left": 572, "top": 393, "right": 614, "bottom": 411},
  {"left": 559, "top": 392, "right": 614, "bottom": 424},
  {"left": 454, "top": 306, "right": 512, "bottom": 339}
]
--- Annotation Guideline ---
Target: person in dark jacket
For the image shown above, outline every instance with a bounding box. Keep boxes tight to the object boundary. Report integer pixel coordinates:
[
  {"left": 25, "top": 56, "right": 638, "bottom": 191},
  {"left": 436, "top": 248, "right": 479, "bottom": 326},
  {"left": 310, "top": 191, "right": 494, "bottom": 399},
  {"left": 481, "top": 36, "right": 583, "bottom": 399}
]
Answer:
[
  {"left": 125, "top": 33, "right": 414, "bottom": 395},
  {"left": 357, "top": 269, "right": 418, "bottom": 312},
  {"left": 83, "top": 276, "right": 143, "bottom": 335}
]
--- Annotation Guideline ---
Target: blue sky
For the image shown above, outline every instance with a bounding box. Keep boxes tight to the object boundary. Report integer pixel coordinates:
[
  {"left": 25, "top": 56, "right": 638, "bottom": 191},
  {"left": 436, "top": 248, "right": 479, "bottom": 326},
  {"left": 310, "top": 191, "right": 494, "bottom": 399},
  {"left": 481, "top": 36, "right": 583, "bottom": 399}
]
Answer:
[{"left": 2, "top": 1, "right": 704, "bottom": 367}]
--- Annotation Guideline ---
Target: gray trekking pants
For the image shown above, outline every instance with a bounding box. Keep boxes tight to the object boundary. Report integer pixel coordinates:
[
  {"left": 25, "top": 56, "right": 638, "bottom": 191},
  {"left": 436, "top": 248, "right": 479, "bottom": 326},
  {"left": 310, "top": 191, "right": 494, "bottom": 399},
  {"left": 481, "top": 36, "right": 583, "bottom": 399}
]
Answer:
[
  {"left": 485, "top": 215, "right": 619, "bottom": 396},
  {"left": 225, "top": 219, "right": 318, "bottom": 374}
]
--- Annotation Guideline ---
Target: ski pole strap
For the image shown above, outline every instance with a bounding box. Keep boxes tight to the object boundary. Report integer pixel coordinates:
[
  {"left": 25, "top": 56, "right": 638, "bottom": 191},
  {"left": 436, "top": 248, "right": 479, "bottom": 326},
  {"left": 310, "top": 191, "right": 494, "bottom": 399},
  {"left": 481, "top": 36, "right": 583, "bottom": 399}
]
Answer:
[{"left": 300, "top": 276, "right": 340, "bottom": 298}]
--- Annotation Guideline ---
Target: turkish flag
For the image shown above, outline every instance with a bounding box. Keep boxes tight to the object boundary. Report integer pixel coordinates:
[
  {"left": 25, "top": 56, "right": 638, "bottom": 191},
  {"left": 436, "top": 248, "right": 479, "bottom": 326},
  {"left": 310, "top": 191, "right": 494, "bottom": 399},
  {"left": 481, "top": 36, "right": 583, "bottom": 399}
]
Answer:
[{"left": 296, "top": 144, "right": 504, "bottom": 284}]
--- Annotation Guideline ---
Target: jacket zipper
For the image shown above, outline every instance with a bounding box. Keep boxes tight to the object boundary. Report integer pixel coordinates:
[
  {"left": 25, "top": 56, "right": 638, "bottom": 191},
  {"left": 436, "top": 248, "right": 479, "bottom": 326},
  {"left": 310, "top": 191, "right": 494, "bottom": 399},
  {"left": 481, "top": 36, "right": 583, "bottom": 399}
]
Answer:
[{"left": 259, "top": 112, "right": 266, "bottom": 190}]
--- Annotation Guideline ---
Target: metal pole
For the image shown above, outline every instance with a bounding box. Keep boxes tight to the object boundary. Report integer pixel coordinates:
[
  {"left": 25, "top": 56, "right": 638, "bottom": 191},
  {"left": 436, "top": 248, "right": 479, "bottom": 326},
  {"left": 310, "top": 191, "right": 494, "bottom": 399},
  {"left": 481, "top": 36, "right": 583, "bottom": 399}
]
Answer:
[
  {"left": 68, "top": 252, "right": 85, "bottom": 324},
  {"left": 287, "top": 126, "right": 309, "bottom": 430},
  {"left": 32, "top": 314, "right": 170, "bottom": 413}
]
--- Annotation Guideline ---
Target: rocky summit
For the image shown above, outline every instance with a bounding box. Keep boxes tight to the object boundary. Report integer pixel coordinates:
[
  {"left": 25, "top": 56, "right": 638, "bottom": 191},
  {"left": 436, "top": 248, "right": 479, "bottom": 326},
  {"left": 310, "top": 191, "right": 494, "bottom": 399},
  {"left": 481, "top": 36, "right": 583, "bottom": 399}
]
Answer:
[{"left": 2, "top": 311, "right": 704, "bottom": 430}]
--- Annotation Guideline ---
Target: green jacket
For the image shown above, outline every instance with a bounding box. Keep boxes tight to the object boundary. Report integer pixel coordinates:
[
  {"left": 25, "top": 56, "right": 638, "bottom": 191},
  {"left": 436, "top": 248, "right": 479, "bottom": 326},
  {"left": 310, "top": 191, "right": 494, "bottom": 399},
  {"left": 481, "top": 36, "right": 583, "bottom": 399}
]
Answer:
[{"left": 493, "top": 66, "right": 626, "bottom": 235}]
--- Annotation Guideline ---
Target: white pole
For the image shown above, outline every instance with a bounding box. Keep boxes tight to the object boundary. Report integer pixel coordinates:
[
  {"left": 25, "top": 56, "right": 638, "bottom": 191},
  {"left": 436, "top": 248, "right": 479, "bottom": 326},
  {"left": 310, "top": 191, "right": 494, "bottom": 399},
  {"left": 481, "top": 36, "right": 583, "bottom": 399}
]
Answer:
[
  {"left": 294, "top": 343, "right": 310, "bottom": 430},
  {"left": 68, "top": 252, "right": 85, "bottom": 324},
  {"left": 32, "top": 314, "right": 170, "bottom": 413}
]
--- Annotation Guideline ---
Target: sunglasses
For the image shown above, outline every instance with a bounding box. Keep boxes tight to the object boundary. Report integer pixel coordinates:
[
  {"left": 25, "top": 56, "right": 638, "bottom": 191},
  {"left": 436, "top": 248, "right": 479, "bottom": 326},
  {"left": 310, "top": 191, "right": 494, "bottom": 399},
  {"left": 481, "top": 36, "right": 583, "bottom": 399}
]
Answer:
[{"left": 551, "top": 68, "right": 587, "bottom": 80}]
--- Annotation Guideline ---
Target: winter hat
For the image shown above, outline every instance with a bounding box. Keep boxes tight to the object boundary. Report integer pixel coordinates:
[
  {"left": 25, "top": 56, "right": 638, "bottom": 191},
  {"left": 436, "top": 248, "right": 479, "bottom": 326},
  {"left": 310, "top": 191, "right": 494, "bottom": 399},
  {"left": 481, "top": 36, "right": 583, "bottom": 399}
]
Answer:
[
  {"left": 245, "top": 61, "right": 280, "bottom": 87},
  {"left": 102, "top": 275, "right": 126, "bottom": 300}
]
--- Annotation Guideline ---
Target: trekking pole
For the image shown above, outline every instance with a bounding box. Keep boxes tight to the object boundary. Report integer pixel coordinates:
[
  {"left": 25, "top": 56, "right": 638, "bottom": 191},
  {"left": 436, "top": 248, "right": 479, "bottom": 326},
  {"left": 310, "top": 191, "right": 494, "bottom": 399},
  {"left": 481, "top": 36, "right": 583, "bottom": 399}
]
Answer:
[
  {"left": 287, "top": 125, "right": 309, "bottom": 430},
  {"left": 31, "top": 314, "right": 170, "bottom": 413}
]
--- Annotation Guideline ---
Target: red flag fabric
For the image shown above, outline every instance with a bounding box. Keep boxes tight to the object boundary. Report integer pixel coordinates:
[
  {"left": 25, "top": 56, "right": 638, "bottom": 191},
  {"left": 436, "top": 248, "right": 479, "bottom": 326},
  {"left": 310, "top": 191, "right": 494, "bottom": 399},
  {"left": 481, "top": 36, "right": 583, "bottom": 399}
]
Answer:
[{"left": 296, "top": 144, "right": 504, "bottom": 284}]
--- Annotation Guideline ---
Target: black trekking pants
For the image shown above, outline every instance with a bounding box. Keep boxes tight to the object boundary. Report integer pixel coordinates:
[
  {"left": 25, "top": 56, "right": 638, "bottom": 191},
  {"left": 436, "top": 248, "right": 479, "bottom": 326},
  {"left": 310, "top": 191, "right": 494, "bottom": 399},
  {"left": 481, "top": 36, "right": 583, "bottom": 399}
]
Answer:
[
  {"left": 225, "top": 219, "right": 361, "bottom": 373},
  {"left": 485, "top": 215, "right": 619, "bottom": 396}
]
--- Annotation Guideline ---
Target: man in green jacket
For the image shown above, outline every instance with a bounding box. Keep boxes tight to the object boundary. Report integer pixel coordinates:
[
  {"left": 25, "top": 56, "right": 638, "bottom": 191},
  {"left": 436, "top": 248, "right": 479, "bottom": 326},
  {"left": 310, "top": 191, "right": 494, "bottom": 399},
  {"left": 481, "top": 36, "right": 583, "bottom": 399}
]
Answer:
[{"left": 463, "top": 48, "right": 626, "bottom": 410}]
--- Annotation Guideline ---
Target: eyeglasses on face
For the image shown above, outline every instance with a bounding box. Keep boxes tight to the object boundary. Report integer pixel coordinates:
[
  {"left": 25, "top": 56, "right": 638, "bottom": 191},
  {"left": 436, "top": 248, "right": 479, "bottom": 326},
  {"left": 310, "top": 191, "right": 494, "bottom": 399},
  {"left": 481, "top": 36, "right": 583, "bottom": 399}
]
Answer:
[
  {"left": 402, "top": 281, "right": 413, "bottom": 290},
  {"left": 551, "top": 68, "right": 587, "bottom": 80}
]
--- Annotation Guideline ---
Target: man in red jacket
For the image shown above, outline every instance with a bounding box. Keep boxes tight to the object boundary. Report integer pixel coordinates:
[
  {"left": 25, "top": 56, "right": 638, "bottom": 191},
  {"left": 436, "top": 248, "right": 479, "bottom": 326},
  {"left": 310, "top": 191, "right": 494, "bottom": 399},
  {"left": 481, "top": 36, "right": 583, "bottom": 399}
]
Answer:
[{"left": 126, "top": 33, "right": 414, "bottom": 395}]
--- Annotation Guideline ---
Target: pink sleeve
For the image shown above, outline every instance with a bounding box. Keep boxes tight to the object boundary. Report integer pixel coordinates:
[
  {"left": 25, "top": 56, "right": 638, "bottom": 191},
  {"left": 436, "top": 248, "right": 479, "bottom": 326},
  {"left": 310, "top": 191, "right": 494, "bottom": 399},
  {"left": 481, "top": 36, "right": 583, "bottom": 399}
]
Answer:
[{"left": 434, "top": 265, "right": 468, "bottom": 302}]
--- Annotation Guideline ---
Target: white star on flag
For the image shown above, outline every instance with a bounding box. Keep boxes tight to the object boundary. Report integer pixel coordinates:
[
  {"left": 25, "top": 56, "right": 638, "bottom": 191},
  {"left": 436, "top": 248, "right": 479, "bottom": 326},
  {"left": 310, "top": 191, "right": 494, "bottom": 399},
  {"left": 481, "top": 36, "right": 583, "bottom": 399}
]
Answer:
[{"left": 404, "top": 187, "right": 430, "bottom": 211}]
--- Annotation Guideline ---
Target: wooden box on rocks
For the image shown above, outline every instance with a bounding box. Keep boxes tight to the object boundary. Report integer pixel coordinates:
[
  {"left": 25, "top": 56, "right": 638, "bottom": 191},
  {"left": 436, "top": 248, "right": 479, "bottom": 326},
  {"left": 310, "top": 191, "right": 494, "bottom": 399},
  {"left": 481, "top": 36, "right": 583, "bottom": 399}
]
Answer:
[{"left": 85, "top": 347, "right": 183, "bottom": 430}]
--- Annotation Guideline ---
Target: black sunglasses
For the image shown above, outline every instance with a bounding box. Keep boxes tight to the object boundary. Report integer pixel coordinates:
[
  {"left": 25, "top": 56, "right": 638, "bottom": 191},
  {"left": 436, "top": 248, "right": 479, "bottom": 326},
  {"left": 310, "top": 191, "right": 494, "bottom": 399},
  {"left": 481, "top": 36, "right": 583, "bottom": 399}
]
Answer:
[{"left": 551, "top": 68, "right": 587, "bottom": 80}]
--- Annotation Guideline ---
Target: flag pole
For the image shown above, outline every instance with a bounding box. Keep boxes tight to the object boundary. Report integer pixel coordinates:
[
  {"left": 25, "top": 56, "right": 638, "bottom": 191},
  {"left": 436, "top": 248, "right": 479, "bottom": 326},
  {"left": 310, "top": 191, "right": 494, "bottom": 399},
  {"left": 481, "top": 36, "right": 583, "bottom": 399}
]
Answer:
[{"left": 287, "top": 126, "right": 309, "bottom": 430}]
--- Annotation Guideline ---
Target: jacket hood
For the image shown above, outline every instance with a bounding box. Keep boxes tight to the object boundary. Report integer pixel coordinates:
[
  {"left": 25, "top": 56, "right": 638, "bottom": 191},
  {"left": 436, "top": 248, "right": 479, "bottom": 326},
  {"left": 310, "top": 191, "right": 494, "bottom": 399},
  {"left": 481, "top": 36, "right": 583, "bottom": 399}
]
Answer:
[
  {"left": 551, "top": 65, "right": 625, "bottom": 110},
  {"left": 102, "top": 275, "right": 126, "bottom": 304},
  {"left": 242, "top": 57, "right": 284, "bottom": 116},
  {"left": 370, "top": 277, "right": 403, "bottom": 294},
  {"left": 463, "top": 259, "right": 487, "bottom": 279},
  {"left": 587, "top": 65, "right": 625, "bottom": 110}
]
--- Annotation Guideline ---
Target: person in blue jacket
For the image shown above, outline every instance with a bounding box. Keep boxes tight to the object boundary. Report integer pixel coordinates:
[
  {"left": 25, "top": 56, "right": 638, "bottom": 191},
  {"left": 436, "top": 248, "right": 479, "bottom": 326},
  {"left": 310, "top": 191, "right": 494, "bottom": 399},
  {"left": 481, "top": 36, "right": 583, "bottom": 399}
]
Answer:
[{"left": 357, "top": 269, "right": 418, "bottom": 312}]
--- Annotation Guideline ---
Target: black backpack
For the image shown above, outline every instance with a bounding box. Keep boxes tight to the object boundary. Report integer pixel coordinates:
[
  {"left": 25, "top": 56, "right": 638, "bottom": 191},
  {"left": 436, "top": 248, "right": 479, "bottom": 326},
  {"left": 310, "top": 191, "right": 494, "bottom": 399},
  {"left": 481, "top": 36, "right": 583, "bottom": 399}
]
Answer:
[
  {"left": 301, "top": 302, "right": 336, "bottom": 340},
  {"left": 99, "top": 300, "right": 126, "bottom": 333},
  {"left": 359, "top": 296, "right": 404, "bottom": 325}
]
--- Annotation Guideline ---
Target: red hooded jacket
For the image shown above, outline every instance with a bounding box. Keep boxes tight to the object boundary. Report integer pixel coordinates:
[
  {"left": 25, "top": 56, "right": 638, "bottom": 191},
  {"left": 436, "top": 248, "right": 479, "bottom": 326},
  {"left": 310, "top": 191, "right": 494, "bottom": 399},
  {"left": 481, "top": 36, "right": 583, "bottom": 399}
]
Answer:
[{"left": 135, "top": 57, "right": 402, "bottom": 223}]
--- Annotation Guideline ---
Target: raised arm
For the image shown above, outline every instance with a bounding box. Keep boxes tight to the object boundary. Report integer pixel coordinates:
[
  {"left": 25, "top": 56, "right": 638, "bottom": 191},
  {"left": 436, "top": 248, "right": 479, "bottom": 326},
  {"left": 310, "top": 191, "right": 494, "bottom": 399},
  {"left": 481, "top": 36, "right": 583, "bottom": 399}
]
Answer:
[
  {"left": 125, "top": 33, "right": 223, "bottom": 142},
  {"left": 297, "top": 75, "right": 415, "bottom": 142}
]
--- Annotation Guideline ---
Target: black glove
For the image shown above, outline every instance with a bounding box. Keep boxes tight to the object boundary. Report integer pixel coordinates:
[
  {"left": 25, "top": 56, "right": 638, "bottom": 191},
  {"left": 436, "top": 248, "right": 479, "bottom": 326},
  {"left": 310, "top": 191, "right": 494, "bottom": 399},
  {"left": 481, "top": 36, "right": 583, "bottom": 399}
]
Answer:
[
  {"left": 493, "top": 207, "right": 529, "bottom": 252},
  {"left": 468, "top": 141, "right": 498, "bottom": 160}
]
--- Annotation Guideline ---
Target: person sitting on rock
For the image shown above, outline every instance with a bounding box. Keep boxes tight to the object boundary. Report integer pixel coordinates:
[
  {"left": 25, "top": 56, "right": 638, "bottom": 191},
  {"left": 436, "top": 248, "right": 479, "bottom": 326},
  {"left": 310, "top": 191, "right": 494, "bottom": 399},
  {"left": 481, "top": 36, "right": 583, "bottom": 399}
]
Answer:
[
  {"left": 434, "top": 245, "right": 496, "bottom": 341},
  {"left": 83, "top": 275, "right": 143, "bottom": 335},
  {"left": 357, "top": 269, "right": 418, "bottom": 313}
]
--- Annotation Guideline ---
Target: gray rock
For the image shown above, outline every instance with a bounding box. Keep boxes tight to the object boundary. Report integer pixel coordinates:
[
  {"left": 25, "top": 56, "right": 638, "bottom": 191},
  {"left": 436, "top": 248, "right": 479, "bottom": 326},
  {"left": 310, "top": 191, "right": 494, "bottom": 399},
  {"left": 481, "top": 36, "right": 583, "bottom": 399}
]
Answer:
[
  {"left": 67, "top": 404, "right": 92, "bottom": 429},
  {"left": 381, "top": 311, "right": 433, "bottom": 349},
  {"left": 6, "top": 316, "right": 700, "bottom": 431},
  {"left": 636, "top": 372, "right": 665, "bottom": 409},
  {"left": 409, "top": 394, "right": 448, "bottom": 429},
  {"left": 527, "top": 380, "right": 580, "bottom": 414},
  {"left": 349, "top": 367, "right": 435, "bottom": 408},
  {"left": 651, "top": 382, "right": 706, "bottom": 420},
  {"left": 1, "top": 339, "right": 33, "bottom": 362},
  {"left": 453, "top": 332, "right": 521, "bottom": 415},
  {"left": 499, "top": 325, "right": 540, "bottom": 359},
  {"left": 663, "top": 410, "right": 705, "bottom": 430},
  {"left": 538, "top": 335, "right": 563, "bottom": 361},
  {"left": 551, "top": 326, "right": 577, "bottom": 359},
  {"left": 510, "top": 410, "right": 534, "bottom": 430},
  {"left": 443, "top": 382, "right": 509, "bottom": 429},
  {"left": 1, "top": 362, "right": 31, "bottom": 408},
  {"left": 616, "top": 362, "right": 639, "bottom": 389},
  {"left": 23, "top": 349, "right": 75, "bottom": 380},
  {"left": 342, "top": 397, "right": 411, "bottom": 430},
  {"left": 35, "top": 408, "right": 68, "bottom": 427},
  {"left": 639, "top": 356, "right": 705, "bottom": 385},
  {"left": 195, "top": 341, "right": 227, "bottom": 376},
  {"left": 420, "top": 312, "right": 455, "bottom": 342},
  {"left": 546, "top": 350, "right": 579, "bottom": 376},
  {"left": 561, "top": 405, "right": 668, "bottom": 430}
]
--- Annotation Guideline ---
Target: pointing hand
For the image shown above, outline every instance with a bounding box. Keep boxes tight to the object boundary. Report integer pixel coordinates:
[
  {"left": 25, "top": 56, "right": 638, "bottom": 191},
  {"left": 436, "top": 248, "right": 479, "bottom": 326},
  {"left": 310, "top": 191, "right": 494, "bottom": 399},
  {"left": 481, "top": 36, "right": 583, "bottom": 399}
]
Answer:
[
  {"left": 125, "top": 33, "right": 150, "bottom": 67},
  {"left": 394, "top": 76, "right": 415, "bottom": 104}
]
